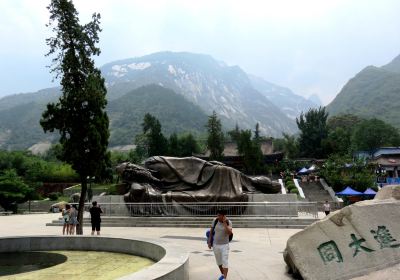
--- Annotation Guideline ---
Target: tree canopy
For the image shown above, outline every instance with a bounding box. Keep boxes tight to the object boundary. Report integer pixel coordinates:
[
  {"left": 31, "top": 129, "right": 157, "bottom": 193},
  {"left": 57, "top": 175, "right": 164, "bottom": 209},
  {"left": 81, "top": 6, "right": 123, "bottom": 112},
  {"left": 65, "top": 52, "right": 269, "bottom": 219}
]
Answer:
[
  {"left": 319, "top": 154, "right": 375, "bottom": 192},
  {"left": 351, "top": 118, "right": 400, "bottom": 154},
  {"left": 236, "top": 129, "right": 264, "bottom": 174},
  {"left": 282, "top": 133, "right": 299, "bottom": 159},
  {"left": 206, "top": 111, "right": 225, "bottom": 161},
  {"left": 327, "top": 114, "right": 362, "bottom": 131},
  {"left": 140, "top": 113, "right": 168, "bottom": 157},
  {"left": 41, "top": 0, "right": 110, "bottom": 234},
  {"left": 0, "top": 169, "right": 33, "bottom": 212},
  {"left": 324, "top": 114, "right": 362, "bottom": 156},
  {"left": 296, "top": 107, "right": 329, "bottom": 158}
]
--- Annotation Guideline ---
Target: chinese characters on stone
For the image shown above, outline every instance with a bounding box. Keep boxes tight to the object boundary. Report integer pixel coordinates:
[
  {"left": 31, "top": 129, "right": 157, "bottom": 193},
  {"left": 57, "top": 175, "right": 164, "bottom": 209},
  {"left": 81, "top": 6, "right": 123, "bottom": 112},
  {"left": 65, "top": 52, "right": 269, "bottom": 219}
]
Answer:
[{"left": 317, "top": 226, "right": 400, "bottom": 264}]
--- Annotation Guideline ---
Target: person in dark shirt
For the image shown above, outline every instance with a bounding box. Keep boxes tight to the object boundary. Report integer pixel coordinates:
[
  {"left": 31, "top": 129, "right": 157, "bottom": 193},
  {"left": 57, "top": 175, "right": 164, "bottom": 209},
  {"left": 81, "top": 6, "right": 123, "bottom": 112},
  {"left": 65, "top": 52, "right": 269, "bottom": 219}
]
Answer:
[{"left": 89, "top": 201, "right": 103, "bottom": 235}]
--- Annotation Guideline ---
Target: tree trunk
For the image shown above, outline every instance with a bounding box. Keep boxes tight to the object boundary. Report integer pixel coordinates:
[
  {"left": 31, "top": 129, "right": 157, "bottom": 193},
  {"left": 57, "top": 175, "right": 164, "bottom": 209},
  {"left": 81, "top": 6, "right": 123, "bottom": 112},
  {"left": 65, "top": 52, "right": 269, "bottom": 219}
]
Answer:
[{"left": 76, "top": 178, "right": 87, "bottom": 235}]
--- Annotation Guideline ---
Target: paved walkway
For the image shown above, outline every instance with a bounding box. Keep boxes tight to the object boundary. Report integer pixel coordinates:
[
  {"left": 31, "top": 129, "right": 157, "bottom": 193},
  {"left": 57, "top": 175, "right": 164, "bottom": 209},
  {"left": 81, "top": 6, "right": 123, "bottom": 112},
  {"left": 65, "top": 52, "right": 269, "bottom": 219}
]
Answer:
[{"left": 0, "top": 213, "right": 306, "bottom": 280}]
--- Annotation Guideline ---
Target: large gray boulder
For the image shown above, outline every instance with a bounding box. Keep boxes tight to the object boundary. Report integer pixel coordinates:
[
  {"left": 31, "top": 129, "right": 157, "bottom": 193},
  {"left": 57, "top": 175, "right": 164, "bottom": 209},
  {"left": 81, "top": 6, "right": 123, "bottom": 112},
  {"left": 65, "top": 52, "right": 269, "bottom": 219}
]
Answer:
[
  {"left": 284, "top": 185, "right": 400, "bottom": 280},
  {"left": 374, "top": 184, "right": 400, "bottom": 200}
]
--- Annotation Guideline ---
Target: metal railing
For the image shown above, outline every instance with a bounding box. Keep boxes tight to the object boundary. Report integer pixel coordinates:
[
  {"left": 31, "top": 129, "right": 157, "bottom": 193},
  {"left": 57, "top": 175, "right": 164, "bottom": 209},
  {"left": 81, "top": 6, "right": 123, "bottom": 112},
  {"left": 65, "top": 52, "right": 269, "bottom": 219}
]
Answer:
[{"left": 73, "top": 202, "right": 319, "bottom": 219}]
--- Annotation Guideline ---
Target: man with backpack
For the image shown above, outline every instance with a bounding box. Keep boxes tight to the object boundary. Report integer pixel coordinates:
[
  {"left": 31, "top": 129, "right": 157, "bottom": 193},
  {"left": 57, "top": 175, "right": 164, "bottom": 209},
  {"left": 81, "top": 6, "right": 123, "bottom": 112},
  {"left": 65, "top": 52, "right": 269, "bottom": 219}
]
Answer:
[{"left": 207, "top": 209, "right": 233, "bottom": 280}]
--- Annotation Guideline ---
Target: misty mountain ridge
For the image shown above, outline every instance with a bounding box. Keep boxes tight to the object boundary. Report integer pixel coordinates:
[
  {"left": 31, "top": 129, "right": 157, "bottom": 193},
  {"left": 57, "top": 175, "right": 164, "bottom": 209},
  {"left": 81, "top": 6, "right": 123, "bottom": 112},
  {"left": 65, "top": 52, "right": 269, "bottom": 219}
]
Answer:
[
  {"left": 327, "top": 53, "right": 400, "bottom": 129},
  {"left": 101, "top": 51, "right": 298, "bottom": 135},
  {"left": 102, "top": 51, "right": 322, "bottom": 131},
  {"left": 380, "top": 54, "right": 400, "bottom": 74},
  {"left": 0, "top": 51, "right": 319, "bottom": 150},
  {"left": 248, "top": 74, "right": 320, "bottom": 119}
]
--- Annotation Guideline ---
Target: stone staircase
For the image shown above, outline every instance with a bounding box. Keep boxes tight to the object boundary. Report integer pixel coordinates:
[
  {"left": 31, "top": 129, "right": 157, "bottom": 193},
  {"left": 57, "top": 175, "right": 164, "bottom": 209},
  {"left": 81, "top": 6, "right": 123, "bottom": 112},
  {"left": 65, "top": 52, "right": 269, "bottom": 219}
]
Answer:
[
  {"left": 46, "top": 216, "right": 318, "bottom": 229},
  {"left": 300, "top": 181, "right": 333, "bottom": 202}
]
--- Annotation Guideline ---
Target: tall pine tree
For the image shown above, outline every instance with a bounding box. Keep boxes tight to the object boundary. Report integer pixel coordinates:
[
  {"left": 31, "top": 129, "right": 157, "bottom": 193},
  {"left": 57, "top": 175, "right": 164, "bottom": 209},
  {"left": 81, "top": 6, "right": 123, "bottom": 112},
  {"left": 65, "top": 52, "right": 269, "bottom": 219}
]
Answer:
[
  {"left": 254, "top": 122, "right": 261, "bottom": 142},
  {"left": 237, "top": 129, "right": 265, "bottom": 174},
  {"left": 141, "top": 113, "right": 168, "bottom": 157},
  {"left": 206, "top": 111, "right": 224, "bottom": 161},
  {"left": 41, "top": 0, "right": 110, "bottom": 234}
]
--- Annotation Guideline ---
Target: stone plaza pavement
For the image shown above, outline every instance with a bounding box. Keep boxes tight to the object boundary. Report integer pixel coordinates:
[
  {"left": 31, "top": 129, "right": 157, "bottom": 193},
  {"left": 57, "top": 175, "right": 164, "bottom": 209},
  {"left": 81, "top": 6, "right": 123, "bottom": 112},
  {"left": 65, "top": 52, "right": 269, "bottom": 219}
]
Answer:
[{"left": 0, "top": 213, "right": 308, "bottom": 280}]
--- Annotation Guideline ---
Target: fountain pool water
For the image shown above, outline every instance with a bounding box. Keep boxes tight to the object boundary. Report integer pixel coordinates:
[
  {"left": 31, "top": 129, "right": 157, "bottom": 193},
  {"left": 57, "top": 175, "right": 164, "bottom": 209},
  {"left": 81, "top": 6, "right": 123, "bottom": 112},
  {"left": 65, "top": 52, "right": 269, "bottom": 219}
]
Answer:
[
  {"left": 0, "top": 250, "right": 154, "bottom": 279},
  {"left": 0, "top": 236, "right": 189, "bottom": 280}
]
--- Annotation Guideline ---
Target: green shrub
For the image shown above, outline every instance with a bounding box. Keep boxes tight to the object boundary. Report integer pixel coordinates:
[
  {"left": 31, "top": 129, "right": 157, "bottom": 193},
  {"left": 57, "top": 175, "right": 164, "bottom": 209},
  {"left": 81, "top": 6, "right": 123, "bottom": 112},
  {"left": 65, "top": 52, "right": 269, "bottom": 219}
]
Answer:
[
  {"left": 286, "top": 182, "right": 295, "bottom": 188},
  {"left": 48, "top": 192, "right": 61, "bottom": 201},
  {"left": 289, "top": 188, "right": 299, "bottom": 194},
  {"left": 284, "top": 178, "right": 292, "bottom": 184}
]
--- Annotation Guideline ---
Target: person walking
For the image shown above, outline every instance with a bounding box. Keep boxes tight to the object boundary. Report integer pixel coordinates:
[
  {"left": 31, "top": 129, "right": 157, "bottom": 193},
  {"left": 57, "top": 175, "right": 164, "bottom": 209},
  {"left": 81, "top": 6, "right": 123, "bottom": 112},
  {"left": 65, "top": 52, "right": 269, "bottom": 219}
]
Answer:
[
  {"left": 207, "top": 209, "right": 233, "bottom": 280},
  {"left": 89, "top": 201, "right": 103, "bottom": 235},
  {"left": 68, "top": 204, "right": 79, "bottom": 235},
  {"left": 62, "top": 204, "right": 71, "bottom": 235},
  {"left": 323, "top": 200, "right": 331, "bottom": 216}
]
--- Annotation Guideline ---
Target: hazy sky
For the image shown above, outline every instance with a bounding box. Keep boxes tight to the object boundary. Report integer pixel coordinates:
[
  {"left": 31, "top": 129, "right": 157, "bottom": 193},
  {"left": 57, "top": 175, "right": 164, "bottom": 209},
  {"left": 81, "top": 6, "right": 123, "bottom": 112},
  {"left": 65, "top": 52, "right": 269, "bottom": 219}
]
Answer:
[{"left": 1, "top": 0, "right": 400, "bottom": 104}]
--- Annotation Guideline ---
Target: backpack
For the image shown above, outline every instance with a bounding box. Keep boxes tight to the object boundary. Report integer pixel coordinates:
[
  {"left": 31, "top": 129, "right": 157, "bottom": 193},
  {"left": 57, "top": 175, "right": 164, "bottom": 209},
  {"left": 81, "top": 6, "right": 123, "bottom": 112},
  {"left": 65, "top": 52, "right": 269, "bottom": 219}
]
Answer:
[{"left": 206, "top": 219, "right": 233, "bottom": 245}]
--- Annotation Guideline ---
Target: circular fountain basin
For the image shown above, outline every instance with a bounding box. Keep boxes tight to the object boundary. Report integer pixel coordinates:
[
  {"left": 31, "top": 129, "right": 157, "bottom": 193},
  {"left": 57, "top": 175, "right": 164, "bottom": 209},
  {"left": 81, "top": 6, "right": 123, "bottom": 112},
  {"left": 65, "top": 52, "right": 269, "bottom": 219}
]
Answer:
[
  {"left": 0, "top": 236, "right": 189, "bottom": 280},
  {"left": 0, "top": 251, "right": 154, "bottom": 279}
]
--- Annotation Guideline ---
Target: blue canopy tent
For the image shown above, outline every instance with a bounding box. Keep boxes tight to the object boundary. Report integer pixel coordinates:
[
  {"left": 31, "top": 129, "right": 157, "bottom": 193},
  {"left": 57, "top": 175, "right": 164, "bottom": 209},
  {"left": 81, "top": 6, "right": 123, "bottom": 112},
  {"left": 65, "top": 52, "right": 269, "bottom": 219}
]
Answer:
[
  {"left": 363, "top": 188, "right": 377, "bottom": 196},
  {"left": 298, "top": 167, "right": 309, "bottom": 175},
  {"left": 308, "top": 165, "right": 318, "bottom": 172},
  {"left": 336, "top": 186, "right": 363, "bottom": 196}
]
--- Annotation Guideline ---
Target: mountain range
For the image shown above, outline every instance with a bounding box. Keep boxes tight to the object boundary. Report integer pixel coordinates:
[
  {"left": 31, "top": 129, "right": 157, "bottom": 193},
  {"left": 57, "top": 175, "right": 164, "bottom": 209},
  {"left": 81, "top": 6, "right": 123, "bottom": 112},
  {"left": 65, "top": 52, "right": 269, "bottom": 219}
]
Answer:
[
  {"left": 0, "top": 51, "right": 320, "bottom": 150},
  {"left": 248, "top": 74, "right": 321, "bottom": 119},
  {"left": 327, "top": 54, "right": 400, "bottom": 129}
]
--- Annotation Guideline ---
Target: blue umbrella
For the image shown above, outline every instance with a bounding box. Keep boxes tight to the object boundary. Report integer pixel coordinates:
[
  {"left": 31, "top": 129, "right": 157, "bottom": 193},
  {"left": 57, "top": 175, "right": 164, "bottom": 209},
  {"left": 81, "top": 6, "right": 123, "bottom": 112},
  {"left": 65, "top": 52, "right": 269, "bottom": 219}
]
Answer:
[
  {"left": 363, "top": 188, "right": 377, "bottom": 195},
  {"left": 336, "top": 186, "right": 363, "bottom": 196},
  {"left": 298, "top": 167, "right": 309, "bottom": 174}
]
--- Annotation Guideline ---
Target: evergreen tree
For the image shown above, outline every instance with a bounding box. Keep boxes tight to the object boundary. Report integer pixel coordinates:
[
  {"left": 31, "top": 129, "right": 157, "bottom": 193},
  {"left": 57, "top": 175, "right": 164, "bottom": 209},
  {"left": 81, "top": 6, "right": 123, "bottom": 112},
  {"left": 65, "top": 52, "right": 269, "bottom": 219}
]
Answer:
[
  {"left": 40, "top": 0, "right": 110, "bottom": 234},
  {"left": 325, "top": 127, "right": 352, "bottom": 156},
  {"left": 206, "top": 111, "right": 225, "bottom": 161},
  {"left": 254, "top": 122, "right": 261, "bottom": 141},
  {"left": 167, "top": 133, "right": 180, "bottom": 156},
  {"left": 282, "top": 133, "right": 299, "bottom": 159},
  {"left": 228, "top": 123, "right": 240, "bottom": 142},
  {"left": 237, "top": 130, "right": 264, "bottom": 174},
  {"left": 179, "top": 133, "right": 200, "bottom": 156},
  {"left": 325, "top": 114, "right": 362, "bottom": 156},
  {"left": 141, "top": 113, "right": 168, "bottom": 156},
  {"left": 132, "top": 134, "right": 148, "bottom": 162},
  {"left": 296, "top": 107, "right": 329, "bottom": 158}
]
